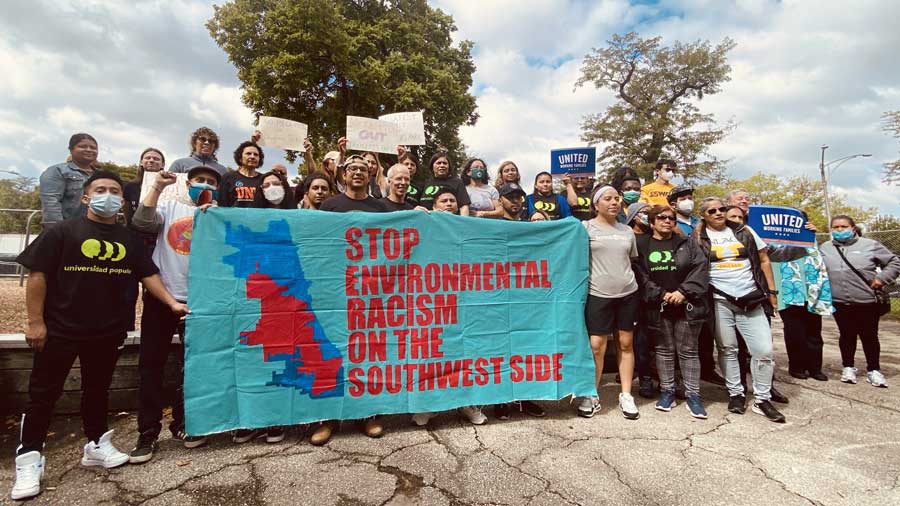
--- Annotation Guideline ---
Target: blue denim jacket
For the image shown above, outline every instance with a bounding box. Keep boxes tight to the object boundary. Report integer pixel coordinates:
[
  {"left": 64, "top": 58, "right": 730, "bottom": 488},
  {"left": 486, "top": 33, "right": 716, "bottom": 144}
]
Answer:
[{"left": 39, "top": 162, "right": 90, "bottom": 225}]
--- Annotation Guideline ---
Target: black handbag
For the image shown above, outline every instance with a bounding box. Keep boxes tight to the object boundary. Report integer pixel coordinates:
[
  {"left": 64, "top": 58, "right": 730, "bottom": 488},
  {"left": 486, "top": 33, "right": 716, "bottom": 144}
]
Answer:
[{"left": 834, "top": 245, "right": 891, "bottom": 316}]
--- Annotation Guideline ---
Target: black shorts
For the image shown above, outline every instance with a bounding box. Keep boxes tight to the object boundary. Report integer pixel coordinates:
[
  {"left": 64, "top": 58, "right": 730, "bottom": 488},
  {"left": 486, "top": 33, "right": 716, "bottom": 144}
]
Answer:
[{"left": 585, "top": 292, "right": 639, "bottom": 335}]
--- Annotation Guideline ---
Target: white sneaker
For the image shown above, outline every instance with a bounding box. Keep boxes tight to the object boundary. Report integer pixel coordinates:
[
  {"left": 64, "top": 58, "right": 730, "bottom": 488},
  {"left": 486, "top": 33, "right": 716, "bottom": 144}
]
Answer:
[
  {"left": 841, "top": 367, "right": 858, "bottom": 384},
  {"left": 81, "top": 430, "right": 129, "bottom": 469},
  {"left": 619, "top": 392, "right": 640, "bottom": 420},
  {"left": 575, "top": 396, "right": 601, "bottom": 418},
  {"left": 11, "top": 451, "right": 44, "bottom": 500},
  {"left": 411, "top": 412, "right": 435, "bottom": 427},
  {"left": 458, "top": 406, "right": 487, "bottom": 425},
  {"left": 866, "top": 370, "right": 888, "bottom": 388}
]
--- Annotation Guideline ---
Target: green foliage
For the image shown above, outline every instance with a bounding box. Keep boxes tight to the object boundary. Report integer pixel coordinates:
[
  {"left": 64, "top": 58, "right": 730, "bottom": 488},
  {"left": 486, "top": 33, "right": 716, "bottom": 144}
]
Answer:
[
  {"left": 882, "top": 110, "right": 900, "bottom": 184},
  {"left": 576, "top": 32, "right": 736, "bottom": 182},
  {"left": 867, "top": 214, "right": 900, "bottom": 232},
  {"left": 694, "top": 172, "right": 878, "bottom": 231},
  {"left": 94, "top": 161, "right": 139, "bottom": 183},
  {"left": 207, "top": 0, "right": 478, "bottom": 176},
  {"left": 0, "top": 176, "right": 41, "bottom": 234}
]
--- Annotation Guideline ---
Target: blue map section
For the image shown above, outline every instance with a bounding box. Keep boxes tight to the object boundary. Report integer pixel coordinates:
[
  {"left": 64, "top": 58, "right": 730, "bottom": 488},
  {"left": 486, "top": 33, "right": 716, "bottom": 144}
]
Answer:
[{"left": 223, "top": 219, "right": 343, "bottom": 398}]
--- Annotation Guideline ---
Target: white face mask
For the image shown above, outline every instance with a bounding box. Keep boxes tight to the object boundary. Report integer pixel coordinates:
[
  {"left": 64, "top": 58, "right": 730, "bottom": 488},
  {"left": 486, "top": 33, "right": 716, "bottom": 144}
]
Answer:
[
  {"left": 659, "top": 169, "right": 674, "bottom": 182},
  {"left": 263, "top": 185, "right": 285, "bottom": 204},
  {"left": 677, "top": 199, "right": 694, "bottom": 215}
]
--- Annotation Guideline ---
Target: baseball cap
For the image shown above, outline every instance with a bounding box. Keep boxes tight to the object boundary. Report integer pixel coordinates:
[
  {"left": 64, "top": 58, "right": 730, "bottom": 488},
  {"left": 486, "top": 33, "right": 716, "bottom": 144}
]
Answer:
[
  {"left": 499, "top": 183, "right": 526, "bottom": 198},
  {"left": 187, "top": 165, "right": 221, "bottom": 184}
]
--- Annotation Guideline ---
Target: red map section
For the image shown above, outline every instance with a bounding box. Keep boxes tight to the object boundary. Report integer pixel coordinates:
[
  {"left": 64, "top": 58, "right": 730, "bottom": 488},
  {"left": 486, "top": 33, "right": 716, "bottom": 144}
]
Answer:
[{"left": 241, "top": 272, "right": 342, "bottom": 397}]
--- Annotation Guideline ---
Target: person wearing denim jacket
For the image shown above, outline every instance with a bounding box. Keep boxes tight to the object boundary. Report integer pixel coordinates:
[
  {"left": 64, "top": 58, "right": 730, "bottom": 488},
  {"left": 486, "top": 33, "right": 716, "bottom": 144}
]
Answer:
[
  {"left": 39, "top": 133, "right": 98, "bottom": 227},
  {"left": 773, "top": 246, "right": 834, "bottom": 381}
]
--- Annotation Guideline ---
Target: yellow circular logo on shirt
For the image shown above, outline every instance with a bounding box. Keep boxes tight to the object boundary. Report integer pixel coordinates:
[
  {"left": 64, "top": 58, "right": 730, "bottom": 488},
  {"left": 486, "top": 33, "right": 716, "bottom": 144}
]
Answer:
[{"left": 81, "top": 239, "right": 126, "bottom": 261}]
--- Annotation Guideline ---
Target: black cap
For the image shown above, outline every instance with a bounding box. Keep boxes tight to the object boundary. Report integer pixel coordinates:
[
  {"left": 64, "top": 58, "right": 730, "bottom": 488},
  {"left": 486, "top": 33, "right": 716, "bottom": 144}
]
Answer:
[
  {"left": 499, "top": 183, "right": 526, "bottom": 198},
  {"left": 667, "top": 185, "right": 693, "bottom": 203},
  {"left": 187, "top": 165, "right": 221, "bottom": 183}
]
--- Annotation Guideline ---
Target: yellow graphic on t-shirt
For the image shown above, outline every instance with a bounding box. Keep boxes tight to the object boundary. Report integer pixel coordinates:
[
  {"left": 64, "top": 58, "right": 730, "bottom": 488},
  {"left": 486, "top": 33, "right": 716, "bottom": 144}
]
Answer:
[
  {"left": 535, "top": 200, "right": 557, "bottom": 212},
  {"left": 714, "top": 262, "right": 744, "bottom": 269},
  {"left": 81, "top": 239, "right": 126, "bottom": 261},
  {"left": 711, "top": 243, "right": 743, "bottom": 260}
]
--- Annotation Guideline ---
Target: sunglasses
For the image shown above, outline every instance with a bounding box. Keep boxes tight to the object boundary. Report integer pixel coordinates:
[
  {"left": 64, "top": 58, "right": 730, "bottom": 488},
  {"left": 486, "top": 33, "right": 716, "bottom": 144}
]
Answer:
[
  {"left": 656, "top": 215, "right": 677, "bottom": 221},
  {"left": 706, "top": 206, "right": 728, "bottom": 215},
  {"left": 197, "top": 136, "right": 217, "bottom": 145}
]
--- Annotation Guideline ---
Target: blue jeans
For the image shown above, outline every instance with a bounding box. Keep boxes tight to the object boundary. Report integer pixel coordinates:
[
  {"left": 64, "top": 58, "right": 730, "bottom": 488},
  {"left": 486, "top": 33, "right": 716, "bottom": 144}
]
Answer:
[{"left": 713, "top": 299, "right": 774, "bottom": 401}]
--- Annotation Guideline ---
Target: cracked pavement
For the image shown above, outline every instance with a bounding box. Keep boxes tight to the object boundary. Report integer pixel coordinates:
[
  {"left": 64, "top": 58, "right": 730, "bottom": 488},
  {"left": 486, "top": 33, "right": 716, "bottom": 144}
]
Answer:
[{"left": 1, "top": 318, "right": 898, "bottom": 505}]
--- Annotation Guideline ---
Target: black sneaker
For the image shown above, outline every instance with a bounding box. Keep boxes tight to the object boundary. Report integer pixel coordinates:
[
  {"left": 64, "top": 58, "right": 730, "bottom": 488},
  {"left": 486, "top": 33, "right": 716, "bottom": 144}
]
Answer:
[
  {"left": 809, "top": 371, "right": 828, "bottom": 382},
  {"left": 789, "top": 370, "right": 808, "bottom": 380},
  {"left": 727, "top": 395, "right": 747, "bottom": 414},
  {"left": 752, "top": 400, "right": 786, "bottom": 423},
  {"left": 494, "top": 403, "right": 512, "bottom": 420},
  {"left": 638, "top": 377, "right": 656, "bottom": 399},
  {"left": 519, "top": 401, "right": 546, "bottom": 418},
  {"left": 265, "top": 427, "right": 285, "bottom": 444},
  {"left": 770, "top": 386, "right": 789, "bottom": 404},
  {"left": 232, "top": 429, "right": 263, "bottom": 444},
  {"left": 129, "top": 434, "right": 158, "bottom": 464},
  {"left": 183, "top": 435, "right": 208, "bottom": 449}
]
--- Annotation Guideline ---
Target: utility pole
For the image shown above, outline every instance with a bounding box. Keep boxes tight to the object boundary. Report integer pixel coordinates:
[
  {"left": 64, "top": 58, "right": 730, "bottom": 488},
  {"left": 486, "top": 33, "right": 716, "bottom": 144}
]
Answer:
[{"left": 819, "top": 145, "right": 831, "bottom": 227}]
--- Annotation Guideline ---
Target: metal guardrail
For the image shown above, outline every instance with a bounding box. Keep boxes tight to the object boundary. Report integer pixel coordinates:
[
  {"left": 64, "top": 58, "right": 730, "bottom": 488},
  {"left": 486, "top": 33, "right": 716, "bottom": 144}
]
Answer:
[{"left": 0, "top": 208, "right": 41, "bottom": 286}]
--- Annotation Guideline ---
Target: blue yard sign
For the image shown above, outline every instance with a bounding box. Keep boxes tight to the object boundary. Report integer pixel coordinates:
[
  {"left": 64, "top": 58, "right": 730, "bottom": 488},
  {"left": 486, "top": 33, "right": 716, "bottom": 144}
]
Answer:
[
  {"left": 747, "top": 205, "right": 816, "bottom": 247},
  {"left": 550, "top": 147, "right": 596, "bottom": 177}
]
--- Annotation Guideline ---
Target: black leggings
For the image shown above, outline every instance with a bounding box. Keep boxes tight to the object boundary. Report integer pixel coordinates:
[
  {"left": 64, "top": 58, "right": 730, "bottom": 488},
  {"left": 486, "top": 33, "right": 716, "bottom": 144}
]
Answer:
[
  {"left": 833, "top": 303, "right": 881, "bottom": 371},
  {"left": 779, "top": 305, "right": 824, "bottom": 374}
]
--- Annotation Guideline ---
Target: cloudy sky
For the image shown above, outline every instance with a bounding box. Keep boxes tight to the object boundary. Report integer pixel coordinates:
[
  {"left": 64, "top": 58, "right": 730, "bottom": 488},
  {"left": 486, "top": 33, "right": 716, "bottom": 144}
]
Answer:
[{"left": 1, "top": 0, "right": 898, "bottom": 216}]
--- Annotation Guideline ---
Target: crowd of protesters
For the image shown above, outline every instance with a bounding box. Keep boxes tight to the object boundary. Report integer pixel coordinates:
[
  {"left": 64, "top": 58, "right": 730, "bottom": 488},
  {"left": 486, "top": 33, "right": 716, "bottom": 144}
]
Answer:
[{"left": 11, "top": 128, "right": 899, "bottom": 500}]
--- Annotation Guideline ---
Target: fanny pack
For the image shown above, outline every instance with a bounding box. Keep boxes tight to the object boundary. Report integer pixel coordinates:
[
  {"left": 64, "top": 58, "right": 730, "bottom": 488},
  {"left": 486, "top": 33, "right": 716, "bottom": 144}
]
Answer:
[{"left": 712, "top": 287, "right": 767, "bottom": 312}]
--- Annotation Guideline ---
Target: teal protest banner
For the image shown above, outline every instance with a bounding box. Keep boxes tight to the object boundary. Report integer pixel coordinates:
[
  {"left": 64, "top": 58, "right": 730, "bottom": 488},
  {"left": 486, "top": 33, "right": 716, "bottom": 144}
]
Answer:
[{"left": 183, "top": 208, "right": 594, "bottom": 435}]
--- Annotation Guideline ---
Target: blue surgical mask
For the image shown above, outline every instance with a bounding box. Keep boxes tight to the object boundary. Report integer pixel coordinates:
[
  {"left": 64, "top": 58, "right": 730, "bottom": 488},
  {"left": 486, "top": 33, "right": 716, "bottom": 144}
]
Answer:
[
  {"left": 622, "top": 190, "right": 641, "bottom": 204},
  {"left": 188, "top": 183, "right": 217, "bottom": 204},
  {"left": 88, "top": 193, "right": 122, "bottom": 218},
  {"left": 831, "top": 229, "right": 854, "bottom": 242}
]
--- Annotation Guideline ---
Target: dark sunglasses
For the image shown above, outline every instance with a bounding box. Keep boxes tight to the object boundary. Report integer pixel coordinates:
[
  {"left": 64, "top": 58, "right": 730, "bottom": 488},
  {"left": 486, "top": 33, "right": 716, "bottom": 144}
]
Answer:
[
  {"left": 197, "top": 136, "right": 217, "bottom": 144},
  {"left": 656, "top": 215, "right": 677, "bottom": 221},
  {"left": 706, "top": 206, "right": 728, "bottom": 215}
]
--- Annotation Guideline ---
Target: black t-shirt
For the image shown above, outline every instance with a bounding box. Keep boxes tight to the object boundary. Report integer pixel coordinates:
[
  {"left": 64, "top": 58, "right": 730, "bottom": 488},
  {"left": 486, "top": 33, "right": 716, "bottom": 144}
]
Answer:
[
  {"left": 220, "top": 171, "right": 263, "bottom": 208},
  {"left": 122, "top": 181, "right": 158, "bottom": 249},
  {"left": 532, "top": 193, "right": 563, "bottom": 220},
  {"left": 405, "top": 185, "right": 421, "bottom": 206},
  {"left": 416, "top": 177, "right": 471, "bottom": 210},
  {"left": 647, "top": 236, "right": 683, "bottom": 317},
  {"left": 320, "top": 193, "right": 390, "bottom": 213},
  {"left": 381, "top": 197, "right": 414, "bottom": 212},
  {"left": 16, "top": 217, "right": 159, "bottom": 340},
  {"left": 571, "top": 189, "right": 592, "bottom": 221}
]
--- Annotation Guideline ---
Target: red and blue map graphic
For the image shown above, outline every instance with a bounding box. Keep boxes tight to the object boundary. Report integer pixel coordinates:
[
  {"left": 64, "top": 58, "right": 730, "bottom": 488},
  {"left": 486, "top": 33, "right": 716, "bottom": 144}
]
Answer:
[{"left": 223, "top": 220, "right": 343, "bottom": 398}]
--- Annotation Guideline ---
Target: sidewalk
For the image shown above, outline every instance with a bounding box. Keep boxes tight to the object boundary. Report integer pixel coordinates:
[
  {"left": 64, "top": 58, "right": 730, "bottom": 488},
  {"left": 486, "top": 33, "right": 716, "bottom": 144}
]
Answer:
[{"left": 1, "top": 317, "right": 898, "bottom": 505}]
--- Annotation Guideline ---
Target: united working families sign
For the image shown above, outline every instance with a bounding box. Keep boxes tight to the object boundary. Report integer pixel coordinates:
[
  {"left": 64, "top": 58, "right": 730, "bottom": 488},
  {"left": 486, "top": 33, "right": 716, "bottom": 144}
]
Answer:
[
  {"left": 184, "top": 209, "right": 594, "bottom": 435},
  {"left": 747, "top": 205, "right": 816, "bottom": 247},
  {"left": 550, "top": 147, "right": 596, "bottom": 177}
]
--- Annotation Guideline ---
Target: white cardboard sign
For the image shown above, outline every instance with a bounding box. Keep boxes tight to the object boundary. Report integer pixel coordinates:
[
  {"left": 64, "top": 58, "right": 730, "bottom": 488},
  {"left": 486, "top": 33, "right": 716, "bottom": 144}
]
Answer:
[
  {"left": 346, "top": 116, "right": 402, "bottom": 154},
  {"left": 256, "top": 116, "right": 309, "bottom": 151},
  {"left": 139, "top": 172, "right": 189, "bottom": 204},
  {"left": 378, "top": 111, "right": 426, "bottom": 145}
]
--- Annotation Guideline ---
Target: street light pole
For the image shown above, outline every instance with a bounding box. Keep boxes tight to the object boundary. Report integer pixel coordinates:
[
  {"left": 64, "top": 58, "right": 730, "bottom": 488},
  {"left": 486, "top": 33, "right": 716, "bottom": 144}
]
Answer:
[{"left": 819, "top": 145, "right": 831, "bottom": 227}]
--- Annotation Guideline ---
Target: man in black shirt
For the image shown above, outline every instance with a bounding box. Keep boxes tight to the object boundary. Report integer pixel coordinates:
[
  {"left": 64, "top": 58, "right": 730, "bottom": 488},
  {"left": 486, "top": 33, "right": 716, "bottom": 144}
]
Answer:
[
  {"left": 499, "top": 183, "right": 526, "bottom": 221},
  {"left": 11, "top": 171, "right": 188, "bottom": 501},
  {"left": 380, "top": 163, "right": 415, "bottom": 211},
  {"left": 320, "top": 155, "right": 389, "bottom": 213}
]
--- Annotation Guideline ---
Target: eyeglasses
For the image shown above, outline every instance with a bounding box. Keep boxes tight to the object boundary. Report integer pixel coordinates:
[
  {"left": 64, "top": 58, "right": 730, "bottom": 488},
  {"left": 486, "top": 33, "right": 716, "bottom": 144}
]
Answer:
[
  {"left": 197, "top": 136, "right": 217, "bottom": 145},
  {"left": 706, "top": 207, "right": 728, "bottom": 215},
  {"left": 656, "top": 215, "right": 677, "bottom": 221},
  {"left": 345, "top": 165, "right": 368, "bottom": 173}
]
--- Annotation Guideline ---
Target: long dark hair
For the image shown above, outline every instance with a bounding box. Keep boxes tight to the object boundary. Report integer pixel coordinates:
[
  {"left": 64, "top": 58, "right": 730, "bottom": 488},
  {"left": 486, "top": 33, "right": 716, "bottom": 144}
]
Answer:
[
  {"left": 461, "top": 158, "right": 488, "bottom": 185},
  {"left": 252, "top": 171, "right": 295, "bottom": 209}
]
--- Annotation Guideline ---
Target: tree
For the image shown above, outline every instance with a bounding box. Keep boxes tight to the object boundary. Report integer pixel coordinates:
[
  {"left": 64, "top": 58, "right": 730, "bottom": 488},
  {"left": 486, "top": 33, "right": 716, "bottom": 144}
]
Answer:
[
  {"left": 94, "top": 161, "right": 138, "bottom": 183},
  {"left": 576, "top": 32, "right": 736, "bottom": 182},
  {"left": 207, "top": 0, "right": 478, "bottom": 177},
  {"left": 882, "top": 110, "right": 900, "bottom": 184},
  {"left": 694, "top": 172, "right": 878, "bottom": 231},
  {"left": 0, "top": 176, "right": 41, "bottom": 234},
  {"left": 867, "top": 214, "right": 900, "bottom": 232}
]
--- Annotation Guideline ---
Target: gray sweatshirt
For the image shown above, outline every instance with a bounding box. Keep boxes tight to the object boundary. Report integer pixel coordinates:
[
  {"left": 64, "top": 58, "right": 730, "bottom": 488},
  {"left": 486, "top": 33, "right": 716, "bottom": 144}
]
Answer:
[
  {"left": 820, "top": 236, "right": 900, "bottom": 304},
  {"left": 169, "top": 153, "right": 228, "bottom": 176}
]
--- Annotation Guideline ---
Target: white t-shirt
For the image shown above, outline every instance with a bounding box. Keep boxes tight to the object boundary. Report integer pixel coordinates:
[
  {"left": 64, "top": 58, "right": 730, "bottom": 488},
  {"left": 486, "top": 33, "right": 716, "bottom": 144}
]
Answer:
[
  {"left": 151, "top": 200, "right": 196, "bottom": 301},
  {"left": 584, "top": 220, "right": 639, "bottom": 298},
  {"left": 707, "top": 225, "right": 767, "bottom": 298},
  {"left": 466, "top": 184, "right": 499, "bottom": 212}
]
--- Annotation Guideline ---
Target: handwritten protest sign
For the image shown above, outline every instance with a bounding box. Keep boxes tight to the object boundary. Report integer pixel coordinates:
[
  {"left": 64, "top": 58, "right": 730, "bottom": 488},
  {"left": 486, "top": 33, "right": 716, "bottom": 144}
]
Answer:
[
  {"left": 184, "top": 209, "right": 594, "bottom": 434},
  {"left": 748, "top": 205, "right": 816, "bottom": 247},
  {"left": 346, "top": 116, "right": 402, "bottom": 154},
  {"left": 379, "top": 111, "right": 426, "bottom": 145},
  {"left": 139, "top": 172, "right": 189, "bottom": 204},
  {"left": 550, "top": 147, "right": 596, "bottom": 177},
  {"left": 256, "top": 116, "right": 309, "bottom": 152}
]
